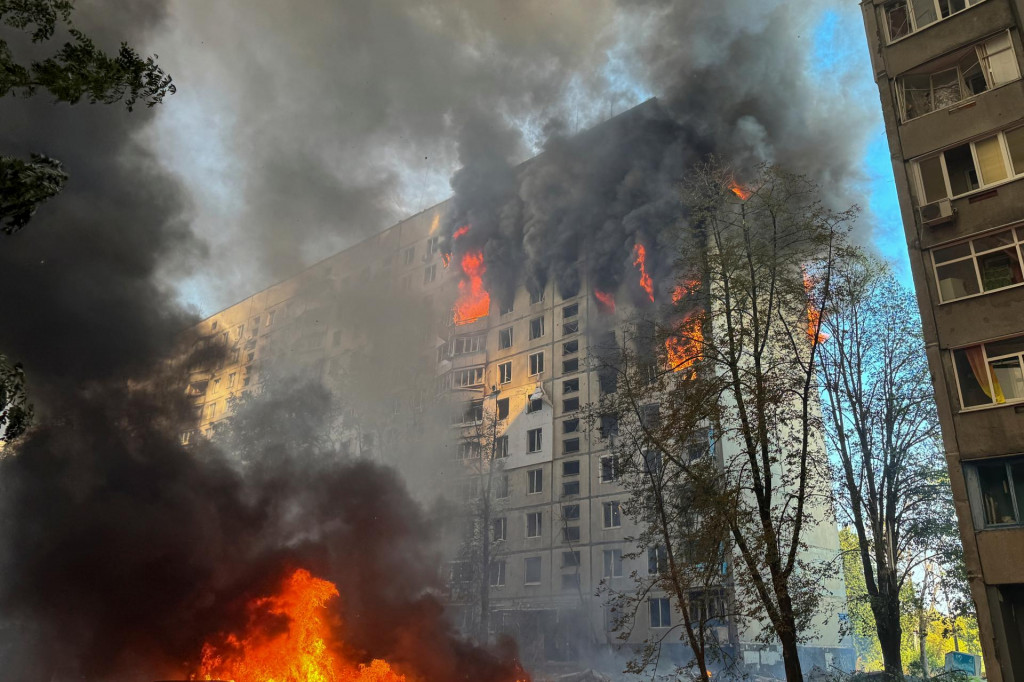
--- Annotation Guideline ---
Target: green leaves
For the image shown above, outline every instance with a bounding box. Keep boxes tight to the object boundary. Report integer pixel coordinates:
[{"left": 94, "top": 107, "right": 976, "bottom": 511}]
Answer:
[
  {"left": 0, "top": 354, "right": 32, "bottom": 443},
  {"left": 0, "top": 153, "right": 67, "bottom": 235}
]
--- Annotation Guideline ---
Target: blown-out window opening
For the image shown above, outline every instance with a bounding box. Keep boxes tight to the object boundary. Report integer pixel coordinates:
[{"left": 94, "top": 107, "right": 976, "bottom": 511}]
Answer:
[
  {"left": 883, "top": 0, "right": 987, "bottom": 44},
  {"left": 915, "top": 126, "right": 1024, "bottom": 203},
  {"left": 932, "top": 226, "right": 1024, "bottom": 302}
]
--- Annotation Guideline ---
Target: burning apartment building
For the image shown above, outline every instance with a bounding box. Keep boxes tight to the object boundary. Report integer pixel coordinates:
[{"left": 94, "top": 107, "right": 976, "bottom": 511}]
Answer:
[{"left": 180, "top": 100, "right": 853, "bottom": 675}]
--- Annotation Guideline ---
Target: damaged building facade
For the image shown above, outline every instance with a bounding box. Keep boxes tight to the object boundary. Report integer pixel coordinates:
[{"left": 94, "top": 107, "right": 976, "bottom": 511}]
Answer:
[
  {"left": 181, "top": 105, "right": 852, "bottom": 674},
  {"left": 860, "top": 0, "right": 1024, "bottom": 678}
]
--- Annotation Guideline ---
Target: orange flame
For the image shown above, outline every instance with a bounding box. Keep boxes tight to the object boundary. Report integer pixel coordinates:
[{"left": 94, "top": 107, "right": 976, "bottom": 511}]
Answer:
[
  {"left": 803, "top": 273, "right": 828, "bottom": 344},
  {"left": 632, "top": 244, "right": 655, "bottom": 302},
  {"left": 453, "top": 225, "right": 470, "bottom": 241},
  {"left": 729, "top": 180, "right": 751, "bottom": 200},
  {"left": 594, "top": 289, "right": 615, "bottom": 313},
  {"left": 195, "top": 568, "right": 406, "bottom": 682},
  {"left": 666, "top": 281, "right": 703, "bottom": 376},
  {"left": 453, "top": 249, "right": 491, "bottom": 325}
]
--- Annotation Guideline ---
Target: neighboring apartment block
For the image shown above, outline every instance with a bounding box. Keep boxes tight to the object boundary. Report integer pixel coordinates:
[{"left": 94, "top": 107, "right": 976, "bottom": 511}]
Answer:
[
  {"left": 180, "top": 111, "right": 851, "bottom": 673},
  {"left": 860, "top": 0, "right": 1024, "bottom": 677}
]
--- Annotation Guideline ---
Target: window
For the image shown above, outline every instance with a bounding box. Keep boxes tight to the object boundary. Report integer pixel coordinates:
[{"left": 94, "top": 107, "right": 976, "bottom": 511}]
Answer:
[
  {"left": 649, "top": 598, "right": 671, "bottom": 628},
  {"left": 600, "top": 455, "right": 618, "bottom": 482},
  {"left": 898, "top": 32, "right": 1019, "bottom": 121},
  {"left": 526, "top": 512, "right": 543, "bottom": 538},
  {"left": 562, "top": 397, "right": 580, "bottom": 412},
  {"left": 563, "top": 438, "right": 580, "bottom": 454},
  {"left": 529, "top": 317, "right": 544, "bottom": 340},
  {"left": 563, "top": 526, "right": 581, "bottom": 543},
  {"left": 603, "top": 501, "right": 622, "bottom": 528},
  {"left": 489, "top": 560, "right": 506, "bottom": 587},
  {"left": 498, "top": 327, "right": 513, "bottom": 349},
  {"left": 456, "top": 441, "right": 480, "bottom": 460},
  {"left": 528, "top": 428, "right": 543, "bottom": 452},
  {"left": 454, "top": 366, "right": 485, "bottom": 388},
  {"left": 426, "top": 236, "right": 440, "bottom": 256},
  {"left": 452, "top": 334, "right": 485, "bottom": 355},
  {"left": 563, "top": 320, "right": 579, "bottom": 335},
  {"left": 603, "top": 549, "right": 623, "bottom": 578},
  {"left": 210, "top": 320, "right": 219, "bottom": 332},
  {"left": 495, "top": 435, "right": 509, "bottom": 458},
  {"left": 496, "top": 398, "right": 509, "bottom": 420},
  {"left": 563, "top": 418, "right": 579, "bottom": 433},
  {"left": 883, "top": 0, "right": 986, "bottom": 43},
  {"left": 498, "top": 361, "right": 512, "bottom": 384},
  {"left": 500, "top": 299, "right": 514, "bottom": 315},
  {"left": 228, "top": 372, "right": 236, "bottom": 388},
  {"left": 970, "top": 459, "right": 1024, "bottom": 526},
  {"left": 495, "top": 474, "right": 510, "bottom": 499},
  {"left": 933, "top": 228, "right": 1024, "bottom": 302},
  {"left": 403, "top": 246, "right": 415, "bottom": 265},
  {"left": 644, "top": 450, "right": 663, "bottom": 476},
  {"left": 529, "top": 352, "right": 544, "bottom": 375},
  {"left": 562, "top": 358, "right": 579, "bottom": 373},
  {"left": 530, "top": 289, "right": 544, "bottom": 304},
  {"left": 562, "top": 550, "right": 580, "bottom": 567},
  {"left": 562, "top": 481, "right": 580, "bottom": 497},
  {"left": 562, "top": 504, "right": 580, "bottom": 520},
  {"left": 179, "top": 430, "right": 193, "bottom": 445},
  {"left": 266, "top": 311, "right": 276, "bottom": 327},
  {"left": 424, "top": 264, "right": 437, "bottom": 284},
  {"left": 526, "top": 397, "right": 543, "bottom": 413},
  {"left": 563, "top": 378, "right": 579, "bottom": 394},
  {"left": 250, "top": 317, "right": 260, "bottom": 336},
  {"left": 455, "top": 478, "right": 480, "bottom": 501},
  {"left": 492, "top": 517, "right": 508, "bottom": 542},
  {"left": 524, "top": 557, "right": 542, "bottom": 584},
  {"left": 246, "top": 351, "right": 256, "bottom": 363},
  {"left": 207, "top": 402, "right": 217, "bottom": 419},
  {"left": 562, "top": 339, "right": 579, "bottom": 356},
  {"left": 563, "top": 303, "right": 578, "bottom": 319},
  {"left": 450, "top": 561, "right": 472, "bottom": 585},
  {"left": 453, "top": 399, "right": 484, "bottom": 424},
  {"left": 562, "top": 460, "right": 580, "bottom": 476},
  {"left": 648, "top": 545, "right": 669, "bottom": 575},
  {"left": 528, "top": 468, "right": 543, "bottom": 494},
  {"left": 953, "top": 335, "right": 1024, "bottom": 407},
  {"left": 915, "top": 127, "right": 1024, "bottom": 203}
]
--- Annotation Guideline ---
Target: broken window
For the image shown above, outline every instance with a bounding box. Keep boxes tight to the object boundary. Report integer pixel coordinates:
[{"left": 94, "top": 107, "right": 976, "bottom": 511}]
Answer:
[
  {"left": 526, "top": 512, "right": 542, "bottom": 538},
  {"left": 562, "top": 504, "right": 580, "bottom": 520},
  {"left": 972, "top": 460, "right": 1024, "bottom": 526},
  {"left": 562, "top": 481, "right": 580, "bottom": 497},
  {"left": 915, "top": 127, "right": 1024, "bottom": 201},
  {"left": 495, "top": 474, "right": 510, "bottom": 499},
  {"left": 563, "top": 378, "right": 579, "bottom": 394},
  {"left": 527, "top": 428, "right": 543, "bottom": 452},
  {"left": 562, "top": 438, "right": 581, "bottom": 454},
  {"left": 529, "top": 352, "right": 544, "bottom": 376},
  {"left": 524, "top": 557, "right": 542, "bottom": 584},
  {"left": 884, "top": 1, "right": 911, "bottom": 41},
  {"left": 562, "top": 550, "right": 580, "bottom": 567},
  {"left": 526, "top": 397, "right": 543, "bottom": 414},
  {"left": 562, "top": 460, "right": 580, "bottom": 477},
  {"left": 562, "top": 339, "right": 579, "bottom": 356},
  {"left": 529, "top": 316, "right": 544, "bottom": 340},
  {"left": 600, "top": 455, "right": 618, "bottom": 483},
  {"left": 453, "top": 399, "right": 484, "bottom": 425},
  {"left": 455, "top": 441, "right": 480, "bottom": 461},
  {"left": 495, "top": 435, "right": 509, "bottom": 458},
  {"left": 496, "top": 398, "right": 509, "bottom": 420},
  {"left": 499, "top": 298, "right": 514, "bottom": 315},
  {"left": 530, "top": 289, "right": 544, "bottom": 304},
  {"left": 498, "top": 327, "right": 513, "bottom": 349},
  {"left": 426, "top": 236, "right": 439, "bottom": 256},
  {"left": 492, "top": 517, "right": 507, "bottom": 542},
  {"left": 498, "top": 361, "right": 512, "bottom": 384},
  {"left": 489, "top": 560, "right": 506, "bottom": 587},
  {"left": 562, "top": 527, "right": 581, "bottom": 543},
  {"left": 562, "top": 358, "right": 579, "bottom": 374},
  {"left": 603, "top": 501, "right": 621, "bottom": 528},
  {"left": 528, "top": 468, "right": 543, "bottom": 494},
  {"left": 603, "top": 549, "right": 623, "bottom": 578},
  {"left": 643, "top": 450, "right": 662, "bottom": 476},
  {"left": 563, "top": 303, "right": 578, "bottom": 319},
  {"left": 884, "top": 0, "right": 984, "bottom": 42},
  {"left": 423, "top": 263, "right": 437, "bottom": 284},
  {"left": 562, "top": 397, "right": 580, "bottom": 412},
  {"left": 562, "top": 320, "right": 579, "bottom": 335},
  {"left": 563, "top": 418, "right": 579, "bottom": 433}
]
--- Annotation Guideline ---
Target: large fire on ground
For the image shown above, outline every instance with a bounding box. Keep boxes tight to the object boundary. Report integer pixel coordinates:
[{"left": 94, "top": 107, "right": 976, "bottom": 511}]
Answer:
[
  {"left": 194, "top": 568, "right": 406, "bottom": 682},
  {"left": 452, "top": 226, "right": 491, "bottom": 325}
]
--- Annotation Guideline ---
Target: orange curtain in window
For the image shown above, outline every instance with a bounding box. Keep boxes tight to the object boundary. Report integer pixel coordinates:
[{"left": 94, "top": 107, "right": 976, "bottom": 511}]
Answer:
[{"left": 965, "top": 345, "right": 1005, "bottom": 403}]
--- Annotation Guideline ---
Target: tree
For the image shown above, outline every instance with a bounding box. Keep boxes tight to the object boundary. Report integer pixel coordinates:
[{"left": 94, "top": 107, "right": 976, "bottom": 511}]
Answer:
[
  {"left": 592, "top": 328, "right": 735, "bottom": 682},
  {"left": 1, "top": 0, "right": 175, "bottom": 233},
  {"left": 818, "top": 255, "right": 955, "bottom": 681},
  {"left": 0, "top": 354, "right": 32, "bottom": 444},
  {"left": 673, "top": 160, "right": 856, "bottom": 680}
]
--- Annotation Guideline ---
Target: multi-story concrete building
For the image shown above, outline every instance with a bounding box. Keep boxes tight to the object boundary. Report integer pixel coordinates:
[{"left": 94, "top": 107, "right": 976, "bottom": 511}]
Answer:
[
  {"left": 180, "top": 107, "right": 851, "bottom": 674},
  {"left": 860, "top": 1, "right": 1024, "bottom": 677}
]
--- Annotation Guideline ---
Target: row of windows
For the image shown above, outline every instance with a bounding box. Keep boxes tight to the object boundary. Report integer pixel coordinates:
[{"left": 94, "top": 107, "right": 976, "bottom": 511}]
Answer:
[
  {"left": 916, "top": 126, "right": 1024, "bottom": 203},
  {"left": 883, "top": 0, "right": 986, "bottom": 44},
  {"left": 934, "top": 226, "right": 1024, "bottom": 302}
]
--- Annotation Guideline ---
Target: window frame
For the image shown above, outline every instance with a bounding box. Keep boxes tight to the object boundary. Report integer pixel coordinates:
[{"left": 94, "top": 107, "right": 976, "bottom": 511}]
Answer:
[
  {"left": 562, "top": 480, "right": 581, "bottom": 497},
  {"left": 603, "top": 500, "right": 622, "bottom": 528},
  {"left": 498, "top": 361, "right": 513, "bottom": 384},
  {"left": 498, "top": 326, "right": 513, "bottom": 349},
  {"left": 966, "top": 458, "right": 1024, "bottom": 528},
  {"left": 529, "top": 351, "right": 544, "bottom": 376},
  {"left": 453, "top": 366, "right": 485, "bottom": 389},
  {"left": 492, "top": 516, "right": 508, "bottom": 542},
  {"left": 603, "top": 549, "right": 623, "bottom": 578},
  {"left": 524, "top": 556, "right": 542, "bottom": 585},
  {"left": 527, "top": 427, "right": 543, "bottom": 453},
  {"left": 600, "top": 455, "right": 619, "bottom": 483},
  {"left": 649, "top": 597, "right": 671, "bottom": 629},
  {"left": 951, "top": 334, "right": 1024, "bottom": 410},
  {"left": 489, "top": 559, "right": 507, "bottom": 587},
  {"left": 529, "top": 316, "right": 545, "bottom": 340},
  {"left": 914, "top": 126, "right": 1024, "bottom": 203},
  {"left": 528, "top": 468, "right": 544, "bottom": 494},
  {"left": 931, "top": 226, "right": 1024, "bottom": 303},
  {"left": 883, "top": 0, "right": 988, "bottom": 44},
  {"left": 526, "top": 512, "right": 543, "bottom": 538}
]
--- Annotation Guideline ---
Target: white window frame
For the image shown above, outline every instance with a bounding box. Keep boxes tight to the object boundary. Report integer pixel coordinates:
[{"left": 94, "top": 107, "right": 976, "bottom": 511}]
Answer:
[
  {"left": 489, "top": 559, "right": 507, "bottom": 587},
  {"left": 932, "top": 226, "right": 1024, "bottom": 303},
  {"left": 528, "top": 468, "right": 544, "bottom": 494},
  {"left": 498, "top": 326, "right": 513, "bottom": 349},
  {"left": 883, "top": 0, "right": 987, "bottom": 44},
  {"left": 496, "top": 474, "right": 510, "bottom": 499},
  {"left": 529, "top": 316, "right": 545, "bottom": 340},
  {"left": 603, "top": 500, "right": 622, "bottom": 528},
  {"left": 493, "top": 516, "right": 508, "bottom": 542},
  {"left": 603, "top": 549, "right": 623, "bottom": 578},
  {"left": 423, "top": 263, "right": 437, "bottom": 284},
  {"left": 600, "top": 455, "right": 618, "bottom": 483},
  {"left": 527, "top": 427, "right": 543, "bottom": 453},
  {"left": 897, "top": 31, "right": 1020, "bottom": 122},
  {"left": 951, "top": 335, "right": 1024, "bottom": 410},
  {"left": 498, "top": 361, "right": 512, "bottom": 384},
  {"left": 529, "top": 351, "right": 544, "bottom": 376},
  {"left": 914, "top": 126, "right": 1024, "bottom": 203},
  {"left": 452, "top": 334, "right": 485, "bottom": 355},
  {"left": 453, "top": 366, "right": 485, "bottom": 388},
  {"left": 649, "top": 597, "right": 671, "bottom": 629},
  {"left": 455, "top": 441, "right": 480, "bottom": 461},
  {"left": 526, "top": 512, "right": 543, "bottom": 538}
]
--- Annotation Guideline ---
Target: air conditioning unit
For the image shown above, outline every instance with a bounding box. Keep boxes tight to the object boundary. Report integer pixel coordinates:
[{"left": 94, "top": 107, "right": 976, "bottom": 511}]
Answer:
[{"left": 919, "top": 198, "right": 955, "bottom": 228}]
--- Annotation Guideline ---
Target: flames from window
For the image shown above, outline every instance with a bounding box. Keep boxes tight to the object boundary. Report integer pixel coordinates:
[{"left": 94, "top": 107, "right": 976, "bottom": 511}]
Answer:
[
  {"left": 728, "top": 180, "right": 751, "bottom": 200},
  {"left": 195, "top": 568, "right": 406, "bottom": 682},
  {"left": 594, "top": 289, "right": 615, "bottom": 313},
  {"left": 666, "top": 280, "right": 703, "bottom": 376},
  {"left": 632, "top": 243, "right": 655, "bottom": 302},
  {"left": 803, "top": 272, "right": 828, "bottom": 344},
  {"left": 452, "top": 226, "right": 491, "bottom": 325}
]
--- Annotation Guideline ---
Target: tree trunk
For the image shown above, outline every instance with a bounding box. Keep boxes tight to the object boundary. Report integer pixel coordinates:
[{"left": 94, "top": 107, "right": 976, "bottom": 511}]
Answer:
[
  {"left": 919, "top": 607, "right": 929, "bottom": 679},
  {"left": 871, "top": 584, "right": 905, "bottom": 681},
  {"left": 779, "top": 627, "right": 803, "bottom": 682}
]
